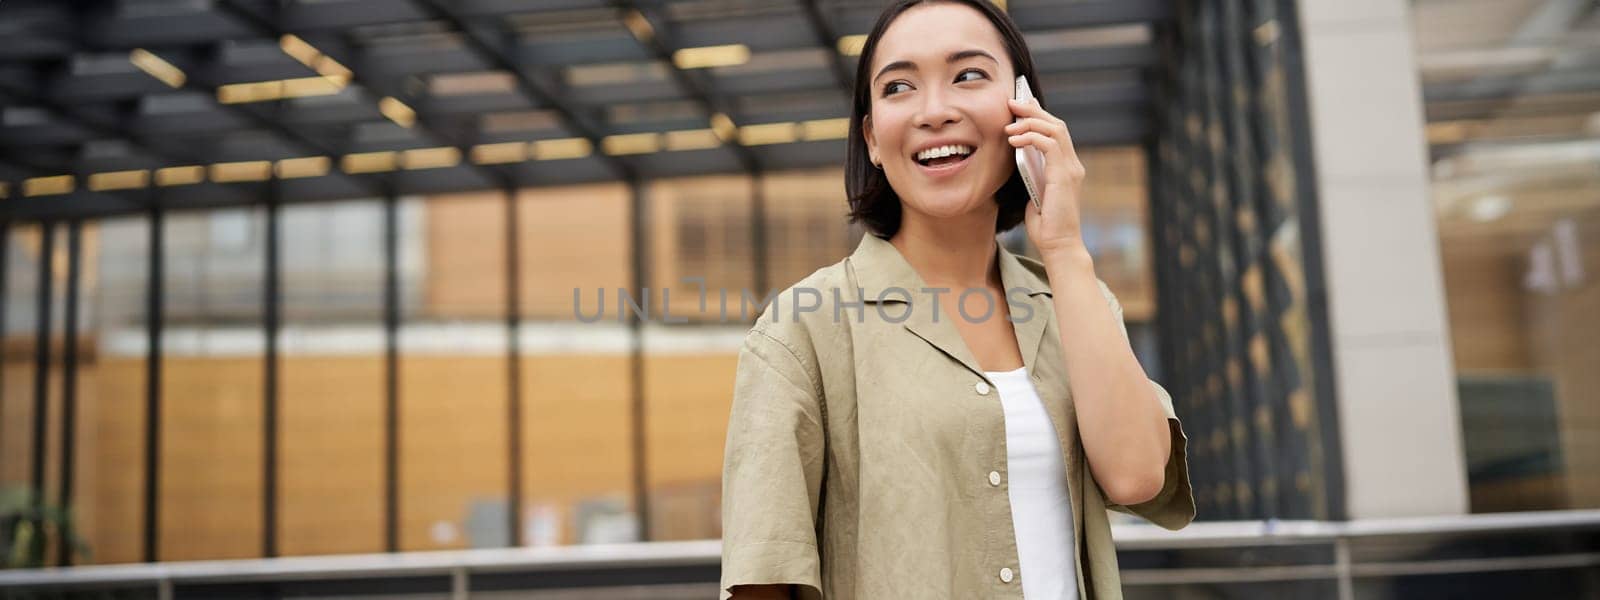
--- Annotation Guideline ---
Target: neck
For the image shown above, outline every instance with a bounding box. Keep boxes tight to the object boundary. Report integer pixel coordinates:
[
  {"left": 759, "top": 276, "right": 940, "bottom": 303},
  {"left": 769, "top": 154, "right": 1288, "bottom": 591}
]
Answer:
[{"left": 889, "top": 206, "right": 1001, "bottom": 292}]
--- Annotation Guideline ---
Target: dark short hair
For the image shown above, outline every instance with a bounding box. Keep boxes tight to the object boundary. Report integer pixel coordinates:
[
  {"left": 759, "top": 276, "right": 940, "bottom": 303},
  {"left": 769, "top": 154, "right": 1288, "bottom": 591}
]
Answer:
[{"left": 844, "top": 0, "right": 1043, "bottom": 240}]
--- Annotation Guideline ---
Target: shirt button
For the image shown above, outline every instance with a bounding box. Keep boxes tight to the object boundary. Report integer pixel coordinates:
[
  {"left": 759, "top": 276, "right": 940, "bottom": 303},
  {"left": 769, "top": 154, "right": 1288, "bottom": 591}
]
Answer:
[
  {"left": 1000, "top": 567, "right": 1015, "bottom": 583},
  {"left": 975, "top": 381, "right": 991, "bottom": 395},
  {"left": 988, "top": 471, "right": 1001, "bottom": 486}
]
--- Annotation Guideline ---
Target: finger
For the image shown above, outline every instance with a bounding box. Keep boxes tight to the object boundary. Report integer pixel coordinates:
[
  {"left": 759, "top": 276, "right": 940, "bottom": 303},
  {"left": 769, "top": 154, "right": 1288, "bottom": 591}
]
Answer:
[
  {"left": 1008, "top": 131, "right": 1061, "bottom": 162},
  {"left": 1007, "top": 97, "right": 1049, "bottom": 120},
  {"left": 1004, "top": 116, "right": 1067, "bottom": 139}
]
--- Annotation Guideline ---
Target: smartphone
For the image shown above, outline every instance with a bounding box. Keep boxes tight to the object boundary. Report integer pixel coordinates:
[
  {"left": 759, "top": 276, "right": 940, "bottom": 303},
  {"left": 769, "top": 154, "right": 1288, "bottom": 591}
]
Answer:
[{"left": 1014, "top": 75, "right": 1046, "bottom": 212}]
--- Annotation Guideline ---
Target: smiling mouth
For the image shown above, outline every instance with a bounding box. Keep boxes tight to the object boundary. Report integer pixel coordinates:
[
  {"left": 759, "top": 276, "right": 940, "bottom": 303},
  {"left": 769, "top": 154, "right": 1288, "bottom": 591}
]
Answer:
[{"left": 914, "top": 147, "right": 976, "bottom": 168}]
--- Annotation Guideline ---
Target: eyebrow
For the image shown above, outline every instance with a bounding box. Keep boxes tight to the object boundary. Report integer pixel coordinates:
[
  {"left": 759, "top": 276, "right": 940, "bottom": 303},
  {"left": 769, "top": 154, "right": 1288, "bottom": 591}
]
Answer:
[{"left": 872, "top": 49, "right": 1000, "bottom": 85}]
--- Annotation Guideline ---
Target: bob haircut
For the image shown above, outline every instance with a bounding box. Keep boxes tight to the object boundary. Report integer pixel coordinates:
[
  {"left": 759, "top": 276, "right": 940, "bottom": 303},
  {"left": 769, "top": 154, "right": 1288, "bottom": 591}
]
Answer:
[{"left": 845, "top": 0, "right": 1043, "bottom": 240}]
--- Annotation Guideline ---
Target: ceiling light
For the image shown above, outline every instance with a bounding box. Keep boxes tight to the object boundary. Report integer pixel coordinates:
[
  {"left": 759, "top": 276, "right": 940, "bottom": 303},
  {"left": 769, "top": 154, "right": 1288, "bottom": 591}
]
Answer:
[
  {"left": 531, "top": 138, "right": 593, "bottom": 160},
  {"left": 314, "top": 56, "right": 353, "bottom": 80},
  {"left": 836, "top": 35, "right": 867, "bottom": 57},
  {"left": 1468, "top": 195, "right": 1511, "bottom": 222},
  {"left": 279, "top": 34, "right": 321, "bottom": 67},
  {"left": 130, "top": 49, "right": 185, "bottom": 88},
  {"left": 623, "top": 10, "right": 655, "bottom": 44},
  {"left": 343, "top": 151, "right": 398, "bottom": 173},
  {"left": 222, "top": 79, "right": 339, "bottom": 105},
  {"left": 275, "top": 156, "right": 330, "bottom": 179},
  {"left": 800, "top": 117, "right": 850, "bottom": 141},
  {"left": 218, "top": 81, "right": 283, "bottom": 104},
  {"left": 155, "top": 166, "right": 205, "bottom": 186},
  {"left": 602, "top": 133, "right": 661, "bottom": 155},
  {"left": 665, "top": 129, "right": 721, "bottom": 151},
  {"left": 739, "top": 122, "right": 797, "bottom": 146},
  {"left": 88, "top": 170, "right": 150, "bottom": 191},
  {"left": 401, "top": 147, "right": 461, "bottom": 170},
  {"left": 673, "top": 44, "right": 750, "bottom": 69},
  {"left": 710, "top": 113, "right": 737, "bottom": 143},
  {"left": 23, "top": 175, "right": 74, "bottom": 197},
  {"left": 472, "top": 142, "right": 529, "bottom": 165},
  {"left": 211, "top": 161, "right": 273, "bottom": 183},
  {"left": 379, "top": 97, "right": 416, "bottom": 128}
]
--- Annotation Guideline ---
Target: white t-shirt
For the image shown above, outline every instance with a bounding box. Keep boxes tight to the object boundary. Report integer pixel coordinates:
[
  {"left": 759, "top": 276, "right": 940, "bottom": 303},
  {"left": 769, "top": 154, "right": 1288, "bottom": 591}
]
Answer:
[{"left": 985, "top": 366, "right": 1079, "bottom": 600}]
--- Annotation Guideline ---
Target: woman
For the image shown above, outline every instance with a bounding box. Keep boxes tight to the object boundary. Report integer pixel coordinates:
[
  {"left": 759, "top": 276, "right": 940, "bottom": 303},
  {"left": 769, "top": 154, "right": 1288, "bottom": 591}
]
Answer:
[{"left": 720, "top": 0, "right": 1194, "bottom": 597}]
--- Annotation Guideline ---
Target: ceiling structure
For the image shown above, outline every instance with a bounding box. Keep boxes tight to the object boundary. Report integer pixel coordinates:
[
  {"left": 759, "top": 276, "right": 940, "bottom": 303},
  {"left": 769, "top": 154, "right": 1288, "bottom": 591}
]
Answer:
[
  {"left": 0, "top": 0, "right": 1175, "bottom": 221},
  {"left": 1415, "top": 0, "right": 1600, "bottom": 249}
]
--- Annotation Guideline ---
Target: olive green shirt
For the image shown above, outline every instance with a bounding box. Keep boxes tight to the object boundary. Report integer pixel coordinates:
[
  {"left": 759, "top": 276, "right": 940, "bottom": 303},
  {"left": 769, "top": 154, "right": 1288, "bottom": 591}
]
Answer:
[{"left": 720, "top": 232, "right": 1195, "bottom": 599}]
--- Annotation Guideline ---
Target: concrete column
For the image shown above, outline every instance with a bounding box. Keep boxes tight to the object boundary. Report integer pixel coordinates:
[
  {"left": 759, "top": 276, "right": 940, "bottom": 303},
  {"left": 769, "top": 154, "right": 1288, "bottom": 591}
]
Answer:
[{"left": 1296, "top": 0, "right": 1470, "bottom": 518}]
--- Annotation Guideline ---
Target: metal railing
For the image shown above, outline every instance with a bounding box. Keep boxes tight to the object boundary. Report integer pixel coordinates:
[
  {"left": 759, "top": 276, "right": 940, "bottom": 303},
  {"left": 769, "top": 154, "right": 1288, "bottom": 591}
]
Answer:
[{"left": 2, "top": 510, "right": 1597, "bottom": 599}]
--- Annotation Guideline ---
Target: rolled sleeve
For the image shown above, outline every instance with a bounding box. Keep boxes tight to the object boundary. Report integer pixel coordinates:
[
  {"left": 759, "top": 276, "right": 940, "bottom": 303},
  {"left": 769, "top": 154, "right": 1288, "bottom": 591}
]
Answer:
[
  {"left": 1098, "top": 280, "right": 1197, "bottom": 531},
  {"left": 1107, "top": 379, "right": 1196, "bottom": 530},
  {"left": 720, "top": 327, "right": 826, "bottom": 599}
]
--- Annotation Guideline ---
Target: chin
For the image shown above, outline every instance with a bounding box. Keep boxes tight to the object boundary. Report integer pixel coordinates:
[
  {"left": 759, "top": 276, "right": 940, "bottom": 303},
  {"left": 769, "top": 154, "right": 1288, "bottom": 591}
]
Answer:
[{"left": 905, "top": 190, "right": 990, "bottom": 219}]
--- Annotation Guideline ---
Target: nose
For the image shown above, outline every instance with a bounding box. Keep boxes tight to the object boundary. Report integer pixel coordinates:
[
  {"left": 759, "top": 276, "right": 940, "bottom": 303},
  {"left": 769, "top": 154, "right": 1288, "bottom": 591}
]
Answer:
[{"left": 913, "top": 87, "right": 962, "bottom": 129}]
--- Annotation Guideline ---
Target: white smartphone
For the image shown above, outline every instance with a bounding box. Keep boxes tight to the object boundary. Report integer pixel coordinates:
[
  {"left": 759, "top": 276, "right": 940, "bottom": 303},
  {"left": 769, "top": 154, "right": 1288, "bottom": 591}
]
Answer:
[{"left": 1014, "top": 75, "right": 1046, "bottom": 212}]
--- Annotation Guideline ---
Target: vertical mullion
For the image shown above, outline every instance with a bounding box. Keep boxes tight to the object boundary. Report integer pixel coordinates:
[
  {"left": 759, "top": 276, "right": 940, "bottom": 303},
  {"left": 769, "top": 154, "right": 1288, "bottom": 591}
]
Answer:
[
  {"left": 628, "top": 179, "right": 650, "bottom": 542},
  {"left": 504, "top": 187, "right": 523, "bottom": 546},
  {"left": 751, "top": 171, "right": 768, "bottom": 301},
  {"left": 56, "top": 221, "right": 82, "bottom": 566},
  {"left": 1273, "top": 0, "right": 1347, "bottom": 521},
  {"left": 263, "top": 186, "right": 281, "bottom": 558},
  {"left": 0, "top": 224, "right": 9, "bottom": 486},
  {"left": 383, "top": 192, "right": 400, "bottom": 552},
  {"left": 144, "top": 204, "right": 164, "bottom": 562},
  {"left": 31, "top": 223, "right": 55, "bottom": 526}
]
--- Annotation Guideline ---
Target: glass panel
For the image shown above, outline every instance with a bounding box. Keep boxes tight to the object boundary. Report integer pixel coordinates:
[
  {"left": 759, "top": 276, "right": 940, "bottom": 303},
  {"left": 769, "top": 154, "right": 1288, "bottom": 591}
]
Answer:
[
  {"left": 2, "top": 225, "right": 43, "bottom": 490},
  {"left": 399, "top": 193, "right": 509, "bottom": 550},
  {"left": 642, "top": 175, "right": 754, "bottom": 541},
  {"left": 1417, "top": 0, "right": 1600, "bottom": 512},
  {"left": 76, "top": 217, "right": 149, "bottom": 565},
  {"left": 516, "top": 183, "right": 636, "bottom": 547},
  {"left": 159, "top": 208, "right": 266, "bottom": 560},
  {"left": 760, "top": 167, "right": 861, "bottom": 297},
  {"left": 277, "top": 199, "right": 386, "bottom": 556}
]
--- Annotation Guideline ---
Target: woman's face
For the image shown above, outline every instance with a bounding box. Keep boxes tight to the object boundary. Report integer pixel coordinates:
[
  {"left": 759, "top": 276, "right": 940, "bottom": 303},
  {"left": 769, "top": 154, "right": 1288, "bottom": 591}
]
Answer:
[{"left": 863, "top": 2, "right": 1017, "bottom": 224}]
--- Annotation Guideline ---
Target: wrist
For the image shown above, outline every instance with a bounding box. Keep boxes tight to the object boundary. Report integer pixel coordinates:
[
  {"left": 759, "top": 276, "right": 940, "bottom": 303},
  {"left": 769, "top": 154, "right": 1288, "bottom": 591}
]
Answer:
[{"left": 1039, "top": 243, "right": 1095, "bottom": 275}]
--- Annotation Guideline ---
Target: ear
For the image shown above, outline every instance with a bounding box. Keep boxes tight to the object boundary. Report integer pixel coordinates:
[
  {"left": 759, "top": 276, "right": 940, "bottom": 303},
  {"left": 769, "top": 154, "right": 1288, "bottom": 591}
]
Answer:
[{"left": 862, "top": 114, "right": 879, "bottom": 165}]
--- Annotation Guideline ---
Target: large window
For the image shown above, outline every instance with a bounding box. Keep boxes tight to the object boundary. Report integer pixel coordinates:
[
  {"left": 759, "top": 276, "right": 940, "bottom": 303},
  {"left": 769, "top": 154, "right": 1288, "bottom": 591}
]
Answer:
[
  {"left": 159, "top": 208, "right": 266, "bottom": 560},
  {"left": 1415, "top": 0, "right": 1600, "bottom": 513},
  {"left": 77, "top": 217, "right": 149, "bottom": 565},
  {"left": 277, "top": 200, "right": 387, "bottom": 556}
]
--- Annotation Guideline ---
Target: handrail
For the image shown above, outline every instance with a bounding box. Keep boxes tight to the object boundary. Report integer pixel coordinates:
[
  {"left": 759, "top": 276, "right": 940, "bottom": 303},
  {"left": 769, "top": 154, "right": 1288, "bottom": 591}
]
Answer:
[{"left": 1, "top": 510, "right": 1596, "bottom": 591}]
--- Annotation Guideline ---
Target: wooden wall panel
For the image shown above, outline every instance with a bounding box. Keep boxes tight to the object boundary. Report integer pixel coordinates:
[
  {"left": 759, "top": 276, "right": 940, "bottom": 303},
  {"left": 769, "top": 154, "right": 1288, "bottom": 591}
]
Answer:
[
  {"left": 643, "top": 352, "right": 738, "bottom": 540},
  {"left": 1440, "top": 244, "right": 1533, "bottom": 372},
  {"left": 398, "top": 355, "right": 508, "bottom": 551},
  {"left": 278, "top": 355, "right": 385, "bottom": 556},
  {"left": 518, "top": 185, "right": 632, "bottom": 320},
  {"left": 423, "top": 192, "right": 508, "bottom": 319},
  {"left": 519, "top": 355, "right": 634, "bottom": 545},
  {"left": 158, "top": 357, "right": 264, "bottom": 561},
  {"left": 1, "top": 361, "right": 34, "bottom": 487},
  {"left": 76, "top": 358, "right": 145, "bottom": 565}
]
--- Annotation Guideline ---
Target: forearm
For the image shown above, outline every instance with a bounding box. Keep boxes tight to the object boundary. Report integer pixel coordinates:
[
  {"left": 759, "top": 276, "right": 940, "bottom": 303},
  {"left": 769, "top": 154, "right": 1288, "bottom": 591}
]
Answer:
[{"left": 1040, "top": 245, "right": 1171, "bottom": 505}]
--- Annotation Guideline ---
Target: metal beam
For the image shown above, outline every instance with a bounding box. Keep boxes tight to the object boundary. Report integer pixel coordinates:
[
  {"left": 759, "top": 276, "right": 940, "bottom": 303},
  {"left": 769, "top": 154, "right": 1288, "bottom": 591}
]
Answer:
[
  {"left": 799, "top": 0, "right": 855, "bottom": 97},
  {"left": 612, "top": 0, "right": 762, "bottom": 173},
  {"left": 213, "top": 0, "right": 517, "bottom": 191},
  {"left": 411, "top": 0, "right": 639, "bottom": 181}
]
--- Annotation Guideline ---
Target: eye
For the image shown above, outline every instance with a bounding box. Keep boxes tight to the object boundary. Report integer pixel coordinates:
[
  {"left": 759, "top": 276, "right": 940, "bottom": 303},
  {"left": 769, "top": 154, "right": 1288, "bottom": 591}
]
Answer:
[
  {"left": 882, "top": 81, "right": 911, "bottom": 96},
  {"left": 955, "top": 68, "right": 988, "bottom": 83}
]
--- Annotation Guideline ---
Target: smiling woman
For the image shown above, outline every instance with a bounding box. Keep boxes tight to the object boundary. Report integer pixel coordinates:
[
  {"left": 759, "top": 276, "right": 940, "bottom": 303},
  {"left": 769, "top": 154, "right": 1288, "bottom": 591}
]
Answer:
[{"left": 720, "top": 0, "right": 1194, "bottom": 599}]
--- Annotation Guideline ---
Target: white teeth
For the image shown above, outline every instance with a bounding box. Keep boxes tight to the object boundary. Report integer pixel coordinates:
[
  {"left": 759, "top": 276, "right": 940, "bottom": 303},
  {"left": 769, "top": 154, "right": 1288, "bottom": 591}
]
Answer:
[{"left": 915, "top": 144, "right": 973, "bottom": 162}]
